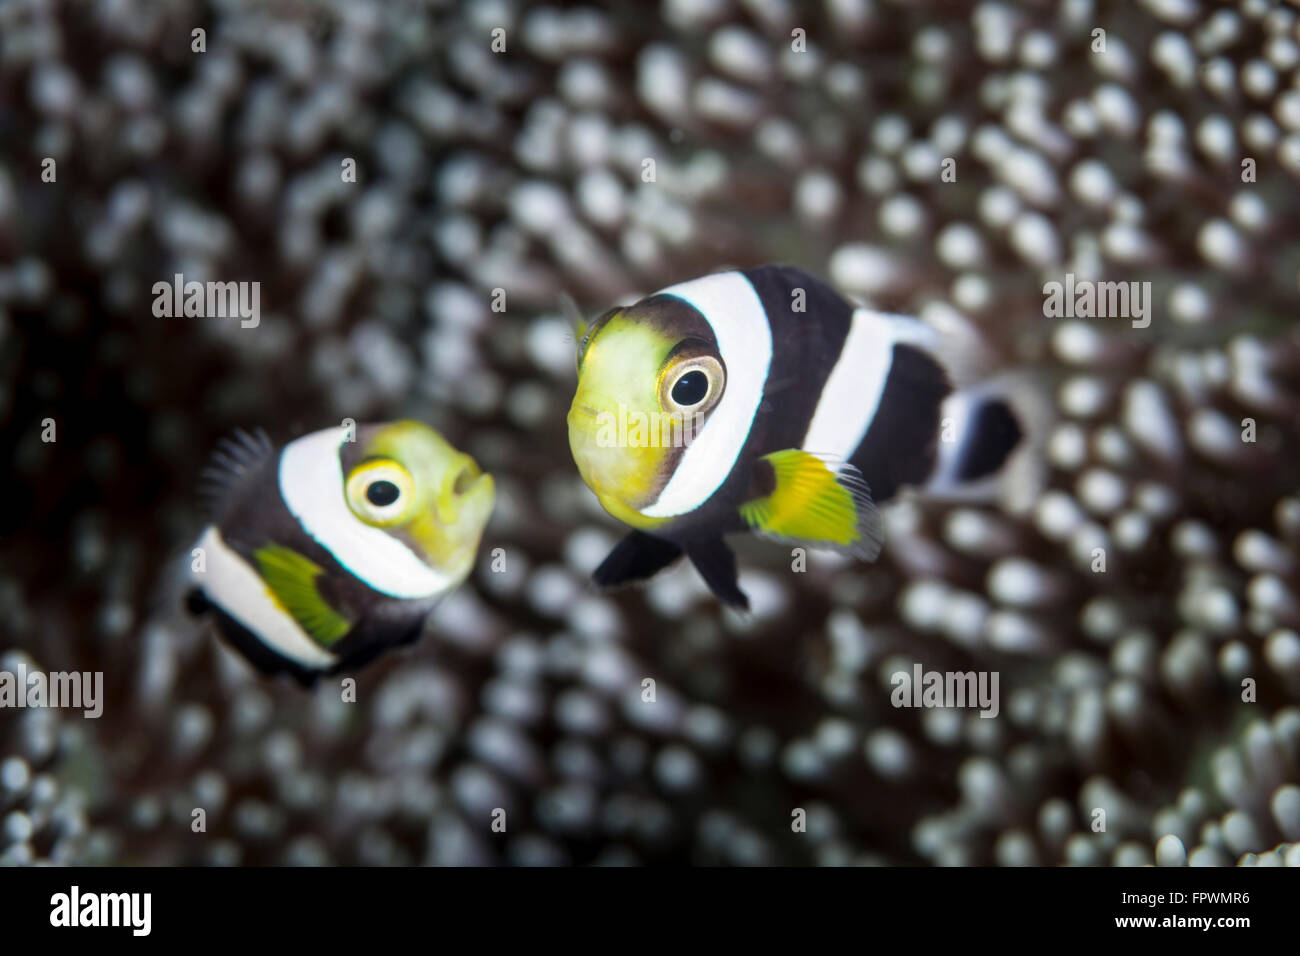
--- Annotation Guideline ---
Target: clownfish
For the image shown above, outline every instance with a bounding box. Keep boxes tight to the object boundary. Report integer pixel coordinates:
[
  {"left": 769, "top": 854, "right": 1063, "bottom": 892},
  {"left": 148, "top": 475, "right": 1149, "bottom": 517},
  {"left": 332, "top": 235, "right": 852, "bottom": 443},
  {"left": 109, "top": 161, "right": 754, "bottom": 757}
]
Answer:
[
  {"left": 567, "top": 264, "right": 1029, "bottom": 609},
  {"left": 185, "top": 421, "right": 493, "bottom": 684}
]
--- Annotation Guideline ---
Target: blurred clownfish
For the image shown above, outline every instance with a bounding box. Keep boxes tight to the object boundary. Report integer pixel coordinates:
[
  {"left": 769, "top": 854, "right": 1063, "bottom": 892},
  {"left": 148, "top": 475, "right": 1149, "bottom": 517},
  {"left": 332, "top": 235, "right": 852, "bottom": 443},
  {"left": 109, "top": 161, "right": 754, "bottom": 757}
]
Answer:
[
  {"left": 185, "top": 421, "right": 493, "bottom": 684},
  {"left": 567, "top": 264, "right": 1032, "bottom": 610}
]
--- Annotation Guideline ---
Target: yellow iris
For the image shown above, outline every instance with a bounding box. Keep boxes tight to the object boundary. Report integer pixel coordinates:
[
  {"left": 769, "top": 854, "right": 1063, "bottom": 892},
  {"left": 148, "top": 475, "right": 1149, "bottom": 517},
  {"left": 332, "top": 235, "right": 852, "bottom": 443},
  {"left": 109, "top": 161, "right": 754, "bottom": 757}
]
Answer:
[{"left": 344, "top": 458, "right": 416, "bottom": 526}]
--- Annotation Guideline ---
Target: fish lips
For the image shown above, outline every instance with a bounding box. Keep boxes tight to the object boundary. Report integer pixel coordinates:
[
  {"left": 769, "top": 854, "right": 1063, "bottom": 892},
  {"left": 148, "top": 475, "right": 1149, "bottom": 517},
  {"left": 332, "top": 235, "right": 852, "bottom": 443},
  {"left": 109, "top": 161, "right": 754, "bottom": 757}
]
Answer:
[
  {"left": 416, "top": 462, "right": 495, "bottom": 582},
  {"left": 566, "top": 397, "right": 667, "bottom": 518}
]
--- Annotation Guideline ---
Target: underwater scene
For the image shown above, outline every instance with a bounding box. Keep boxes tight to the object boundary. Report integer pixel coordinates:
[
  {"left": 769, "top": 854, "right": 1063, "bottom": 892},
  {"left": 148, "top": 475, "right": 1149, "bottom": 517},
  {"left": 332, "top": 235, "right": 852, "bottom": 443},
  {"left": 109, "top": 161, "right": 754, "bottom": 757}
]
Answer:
[{"left": 2, "top": 0, "right": 1300, "bottom": 877}]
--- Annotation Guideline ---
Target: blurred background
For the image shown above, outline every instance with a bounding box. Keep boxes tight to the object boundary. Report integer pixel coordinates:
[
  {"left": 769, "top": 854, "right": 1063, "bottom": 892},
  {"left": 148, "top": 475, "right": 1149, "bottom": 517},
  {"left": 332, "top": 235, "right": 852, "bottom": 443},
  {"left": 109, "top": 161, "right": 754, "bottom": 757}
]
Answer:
[{"left": 3, "top": 0, "right": 1300, "bottom": 866}]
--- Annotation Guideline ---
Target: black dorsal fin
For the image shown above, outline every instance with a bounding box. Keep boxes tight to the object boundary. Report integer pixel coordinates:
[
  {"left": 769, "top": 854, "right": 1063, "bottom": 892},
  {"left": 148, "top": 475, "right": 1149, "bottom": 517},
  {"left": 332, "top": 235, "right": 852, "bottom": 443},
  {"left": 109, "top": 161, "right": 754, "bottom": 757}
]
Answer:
[{"left": 198, "top": 428, "right": 275, "bottom": 521}]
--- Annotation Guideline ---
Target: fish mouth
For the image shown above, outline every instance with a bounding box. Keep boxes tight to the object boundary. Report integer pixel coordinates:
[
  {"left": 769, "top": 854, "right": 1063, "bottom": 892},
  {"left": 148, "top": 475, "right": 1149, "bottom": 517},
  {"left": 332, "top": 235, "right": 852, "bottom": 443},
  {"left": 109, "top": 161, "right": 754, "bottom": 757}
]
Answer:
[
  {"left": 413, "top": 454, "right": 494, "bottom": 581},
  {"left": 567, "top": 413, "right": 640, "bottom": 517},
  {"left": 436, "top": 455, "right": 494, "bottom": 528},
  {"left": 449, "top": 456, "right": 487, "bottom": 497},
  {"left": 567, "top": 394, "right": 617, "bottom": 430}
]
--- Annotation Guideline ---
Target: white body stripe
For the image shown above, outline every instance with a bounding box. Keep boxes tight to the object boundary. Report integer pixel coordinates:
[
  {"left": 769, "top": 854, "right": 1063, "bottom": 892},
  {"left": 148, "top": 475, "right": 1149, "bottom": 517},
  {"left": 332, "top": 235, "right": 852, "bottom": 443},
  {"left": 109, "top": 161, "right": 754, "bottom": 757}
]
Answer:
[
  {"left": 641, "top": 272, "right": 774, "bottom": 518},
  {"left": 278, "top": 427, "right": 453, "bottom": 599},
  {"left": 194, "top": 526, "right": 337, "bottom": 670},
  {"left": 801, "top": 309, "right": 936, "bottom": 461}
]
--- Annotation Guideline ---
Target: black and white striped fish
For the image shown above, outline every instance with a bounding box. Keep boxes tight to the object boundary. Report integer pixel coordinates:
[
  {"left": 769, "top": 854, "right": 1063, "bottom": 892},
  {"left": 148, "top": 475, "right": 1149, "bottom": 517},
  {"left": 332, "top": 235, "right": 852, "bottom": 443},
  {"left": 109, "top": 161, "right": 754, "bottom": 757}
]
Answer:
[
  {"left": 566, "top": 264, "right": 1029, "bottom": 609},
  {"left": 185, "top": 421, "right": 494, "bottom": 684}
]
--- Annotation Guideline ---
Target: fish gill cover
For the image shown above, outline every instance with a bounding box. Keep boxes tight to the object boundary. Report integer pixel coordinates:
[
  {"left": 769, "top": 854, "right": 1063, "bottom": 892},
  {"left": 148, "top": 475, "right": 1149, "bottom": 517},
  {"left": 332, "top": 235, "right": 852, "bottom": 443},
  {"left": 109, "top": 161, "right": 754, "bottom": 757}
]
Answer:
[{"left": 0, "top": 0, "right": 1299, "bottom": 869}]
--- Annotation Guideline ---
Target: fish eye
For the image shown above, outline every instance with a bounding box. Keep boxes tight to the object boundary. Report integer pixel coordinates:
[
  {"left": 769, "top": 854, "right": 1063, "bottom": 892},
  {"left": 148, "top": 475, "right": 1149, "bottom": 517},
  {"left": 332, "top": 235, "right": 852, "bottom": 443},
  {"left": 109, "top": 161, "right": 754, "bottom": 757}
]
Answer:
[
  {"left": 660, "top": 354, "right": 724, "bottom": 414},
  {"left": 345, "top": 459, "right": 416, "bottom": 526},
  {"left": 366, "top": 480, "right": 400, "bottom": 507},
  {"left": 671, "top": 370, "right": 709, "bottom": 406}
]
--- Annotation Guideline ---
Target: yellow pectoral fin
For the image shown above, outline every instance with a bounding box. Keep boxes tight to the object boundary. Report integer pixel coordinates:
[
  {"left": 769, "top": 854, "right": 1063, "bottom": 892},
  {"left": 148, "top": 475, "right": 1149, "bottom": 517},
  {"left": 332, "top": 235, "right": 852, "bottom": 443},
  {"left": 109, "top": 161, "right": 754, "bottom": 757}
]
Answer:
[
  {"left": 254, "top": 543, "right": 353, "bottom": 646},
  {"left": 739, "top": 450, "right": 884, "bottom": 561}
]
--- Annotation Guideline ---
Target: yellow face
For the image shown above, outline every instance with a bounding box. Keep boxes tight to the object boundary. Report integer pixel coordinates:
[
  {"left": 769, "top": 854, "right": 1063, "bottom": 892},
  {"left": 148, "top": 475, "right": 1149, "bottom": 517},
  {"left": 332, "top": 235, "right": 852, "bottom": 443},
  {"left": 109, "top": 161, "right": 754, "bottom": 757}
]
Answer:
[
  {"left": 343, "top": 420, "right": 494, "bottom": 584},
  {"left": 567, "top": 313, "right": 725, "bottom": 529}
]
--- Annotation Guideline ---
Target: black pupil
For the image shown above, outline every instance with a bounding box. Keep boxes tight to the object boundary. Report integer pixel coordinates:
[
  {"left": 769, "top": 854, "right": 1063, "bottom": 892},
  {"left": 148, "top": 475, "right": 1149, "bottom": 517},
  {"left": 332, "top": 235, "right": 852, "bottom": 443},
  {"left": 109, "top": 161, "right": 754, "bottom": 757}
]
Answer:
[
  {"left": 672, "top": 370, "right": 709, "bottom": 406},
  {"left": 366, "top": 480, "right": 400, "bottom": 507}
]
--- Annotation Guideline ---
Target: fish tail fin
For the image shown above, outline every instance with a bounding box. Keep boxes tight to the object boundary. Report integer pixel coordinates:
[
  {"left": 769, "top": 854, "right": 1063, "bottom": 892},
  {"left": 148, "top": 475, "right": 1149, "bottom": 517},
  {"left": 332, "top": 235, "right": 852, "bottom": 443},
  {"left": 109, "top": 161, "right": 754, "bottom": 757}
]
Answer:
[
  {"left": 185, "top": 586, "right": 211, "bottom": 616},
  {"left": 141, "top": 531, "right": 210, "bottom": 624},
  {"left": 126, "top": 540, "right": 209, "bottom": 702},
  {"left": 926, "top": 371, "right": 1053, "bottom": 513},
  {"left": 592, "top": 530, "right": 683, "bottom": 588},
  {"left": 950, "top": 395, "right": 1023, "bottom": 482},
  {"left": 686, "top": 538, "right": 749, "bottom": 611}
]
